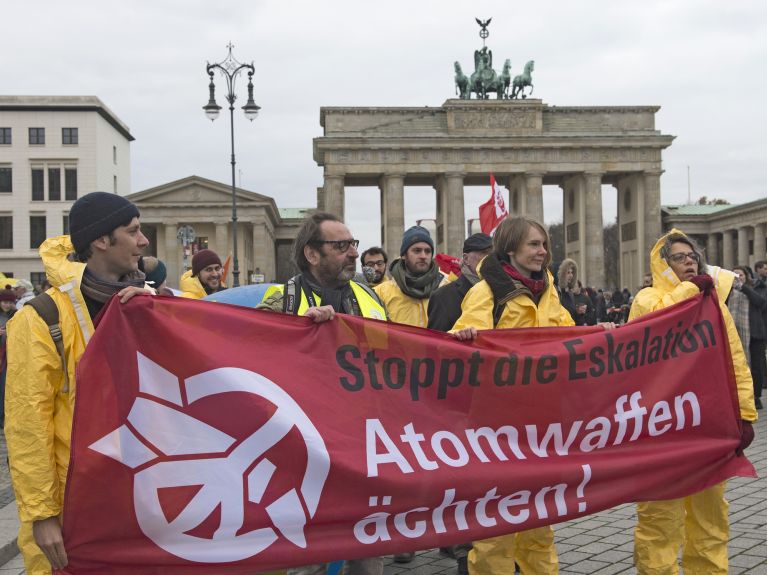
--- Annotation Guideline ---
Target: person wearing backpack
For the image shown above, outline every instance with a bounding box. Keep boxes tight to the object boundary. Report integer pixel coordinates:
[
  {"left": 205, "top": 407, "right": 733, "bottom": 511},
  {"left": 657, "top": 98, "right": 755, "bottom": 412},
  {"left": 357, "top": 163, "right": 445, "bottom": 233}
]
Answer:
[{"left": 5, "top": 192, "right": 153, "bottom": 574}]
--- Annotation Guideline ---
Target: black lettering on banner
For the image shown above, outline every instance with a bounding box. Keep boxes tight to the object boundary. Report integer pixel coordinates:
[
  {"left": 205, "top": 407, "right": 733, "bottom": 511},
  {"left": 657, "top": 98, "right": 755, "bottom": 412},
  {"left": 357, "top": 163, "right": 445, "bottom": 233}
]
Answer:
[
  {"left": 337, "top": 345, "right": 364, "bottom": 391},
  {"left": 536, "top": 355, "right": 558, "bottom": 384},
  {"left": 494, "top": 354, "right": 519, "bottom": 387},
  {"left": 383, "top": 357, "right": 406, "bottom": 390},
  {"left": 563, "top": 339, "right": 587, "bottom": 381},
  {"left": 437, "top": 358, "right": 465, "bottom": 399},
  {"left": 410, "top": 358, "right": 435, "bottom": 400}
]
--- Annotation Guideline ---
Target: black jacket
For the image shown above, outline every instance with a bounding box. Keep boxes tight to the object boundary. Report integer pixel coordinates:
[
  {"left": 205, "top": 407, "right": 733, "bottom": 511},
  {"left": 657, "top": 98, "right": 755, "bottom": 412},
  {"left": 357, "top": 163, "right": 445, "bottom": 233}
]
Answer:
[
  {"left": 427, "top": 274, "right": 475, "bottom": 332},
  {"left": 744, "top": 280, "right": 767, "bottom": 340}
]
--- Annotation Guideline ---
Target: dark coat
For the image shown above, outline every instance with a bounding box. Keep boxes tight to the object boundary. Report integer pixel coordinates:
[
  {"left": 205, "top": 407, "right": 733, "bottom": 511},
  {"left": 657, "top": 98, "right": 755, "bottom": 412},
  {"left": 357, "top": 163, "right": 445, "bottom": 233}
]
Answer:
[
  {"left": 742, "top": 282, "right": 767, "bottom": 341},
  {"left": 427, "top": 274, "right": 475, "bottom": 332}
]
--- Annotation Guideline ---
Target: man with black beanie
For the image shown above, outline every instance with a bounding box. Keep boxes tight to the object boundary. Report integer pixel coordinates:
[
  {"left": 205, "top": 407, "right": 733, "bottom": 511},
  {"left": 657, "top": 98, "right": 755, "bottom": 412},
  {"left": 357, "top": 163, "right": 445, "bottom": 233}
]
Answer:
[
  {"left": 5, "top": 191, "right": 152, "bottom": 574},
  {"left": 180, "top": 249, "right": 226, "bottom": 298}
]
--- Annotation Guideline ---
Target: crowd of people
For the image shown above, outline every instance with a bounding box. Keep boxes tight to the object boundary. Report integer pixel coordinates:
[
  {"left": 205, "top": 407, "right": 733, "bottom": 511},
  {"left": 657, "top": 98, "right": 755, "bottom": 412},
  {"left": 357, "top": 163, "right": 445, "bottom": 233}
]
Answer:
[{"left": 1, "top": 190, "right": 762, "bottom": 575}]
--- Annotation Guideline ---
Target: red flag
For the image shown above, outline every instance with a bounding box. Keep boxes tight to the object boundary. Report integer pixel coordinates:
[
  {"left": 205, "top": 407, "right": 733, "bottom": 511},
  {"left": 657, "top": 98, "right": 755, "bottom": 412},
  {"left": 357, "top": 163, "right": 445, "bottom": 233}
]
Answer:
[
  {"left": 435, "top": 253, "right": 462, "bottom": 278},
  {"left": 479, "top": 173, "right": 509, "bottom": 234},
  {"left": 62, "top": 292, "right": 753, "bottom": 573}
]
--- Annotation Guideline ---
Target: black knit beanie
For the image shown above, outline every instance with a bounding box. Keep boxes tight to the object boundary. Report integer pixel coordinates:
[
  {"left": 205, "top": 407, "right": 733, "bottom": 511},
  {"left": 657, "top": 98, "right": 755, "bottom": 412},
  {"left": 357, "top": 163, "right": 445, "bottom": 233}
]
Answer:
[
  {"left": 400, "top": 225, "right": 434, "bottom": 256},
  {"left": 69, "top": 192, "right": 140, "bottom": 253}
]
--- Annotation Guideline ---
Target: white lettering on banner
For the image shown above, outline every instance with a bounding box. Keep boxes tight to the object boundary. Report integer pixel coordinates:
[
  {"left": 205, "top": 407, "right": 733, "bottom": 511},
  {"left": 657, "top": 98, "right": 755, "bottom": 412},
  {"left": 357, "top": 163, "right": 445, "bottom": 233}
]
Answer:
[
  {"left": 366, "top": 391, "right": 700, "bottom": 477},
  {"left": 353, "top": 465, "right": 591, "bottom": 544}
]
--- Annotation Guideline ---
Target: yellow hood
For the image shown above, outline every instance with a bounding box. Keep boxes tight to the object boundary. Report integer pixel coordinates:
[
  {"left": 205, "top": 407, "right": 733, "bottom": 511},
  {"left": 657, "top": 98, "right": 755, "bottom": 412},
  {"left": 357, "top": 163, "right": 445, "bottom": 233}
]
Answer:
[
  {"left": 179, "top": 269, "right": 206, "bottom": 299},
  {"left": 649, "top": 228, "right": 734, "bottom": 306},
  {"left": 39, "top": 235, "right": 85, "bottom": 289}
]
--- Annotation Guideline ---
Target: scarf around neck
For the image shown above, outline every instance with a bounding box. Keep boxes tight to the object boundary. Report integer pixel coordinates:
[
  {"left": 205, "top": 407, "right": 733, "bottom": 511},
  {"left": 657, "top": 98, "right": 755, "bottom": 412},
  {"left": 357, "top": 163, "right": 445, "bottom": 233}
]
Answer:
[
  {"left": 460, "top": 261, "right": 481, "bottom": 286},
  {"left": 480, "top": 253, "right": 549, "bottom": 307},
  {"left": 389, "top": 258, "right": 443, "bottom": 300},
  {"left": 81, "top": 267, "right": 146, "bottom": 304}
]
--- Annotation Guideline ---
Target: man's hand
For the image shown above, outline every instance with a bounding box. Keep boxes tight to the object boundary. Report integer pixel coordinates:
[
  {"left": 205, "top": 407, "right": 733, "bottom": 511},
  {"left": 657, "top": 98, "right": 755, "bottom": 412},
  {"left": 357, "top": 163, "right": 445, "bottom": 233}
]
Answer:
[
  {"left": 304, "top": 305, "right": 336, "bottom": 323},
  {"left": 32, "top": 516, "right": 67, "bottom": 570},
  {"left": 598, "top": 322, "right": 617, "bottom": 330},
  {"left": 736, "top": 420, "right": 755, "bottom": 456},
  {"left": 451, "top": 327, "right": 478, "bottom": 341},
  {"left": 689, "top": 274, "right": 713, "bottom": 295},
  {"left": 117, "top": 286, "right": 154, "bottom": 304}
]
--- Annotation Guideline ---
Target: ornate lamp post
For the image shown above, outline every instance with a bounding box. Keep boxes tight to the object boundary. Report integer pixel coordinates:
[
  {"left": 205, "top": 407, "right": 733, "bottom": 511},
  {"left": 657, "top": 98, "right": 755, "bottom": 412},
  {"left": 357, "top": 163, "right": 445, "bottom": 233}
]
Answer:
[{"left": 203, "top": 43, "right": 261, "bottom": 287}]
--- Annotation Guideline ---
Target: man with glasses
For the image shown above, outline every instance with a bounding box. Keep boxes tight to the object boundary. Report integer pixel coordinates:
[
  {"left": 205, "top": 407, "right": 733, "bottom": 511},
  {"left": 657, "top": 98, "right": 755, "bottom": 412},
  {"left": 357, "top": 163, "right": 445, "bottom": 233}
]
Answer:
[
  {"left": 360, "top": 247, "right": 388, "bottom": 287},
  {"left": 257, "top": 212, "right": 386, "bottom": 574},
  {"left": 629, "top": 229, "right": 756, "bottom": 575}
]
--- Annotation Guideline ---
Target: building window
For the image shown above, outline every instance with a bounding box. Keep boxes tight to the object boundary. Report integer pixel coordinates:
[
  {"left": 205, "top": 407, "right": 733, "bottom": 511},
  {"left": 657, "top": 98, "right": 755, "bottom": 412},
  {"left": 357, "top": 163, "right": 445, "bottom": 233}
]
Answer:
[
  {"left": 113, "top": 145, "right": 117, "bottom": 164},
  {"left": 62, "top": 127, "right": 78, "bottom": 145},
  {"left": 31, "top": 168, "right": 44, "bottom": 201},
  {"left": 29, "top": 128, "right": 45, "bottom": 145},
  {"left": 113, "top": 175, "right": 117, "bottom": 193},
  {"left": 0, "top": 167, "right": 11, "bottom": 193},
  {"left": 30, "top": 272, "right": 46, "bottom": 288},
  {"left": 30, "top": 215, "right": 46, "bottom": 249},
  {"left": 0, "top": 216, "right": 12, "bottom": 249},
  {"left": 48, "top": 167, "right": 61, "bottom": 201},
  {"left": 0, "top": 128, "right": 10, "bottom": 145},
  {"left": 63, "top": 214, "right": 69, "bottom": 235},
  {"left": 65, "top": 168, "right": 77, "bottom": 201}
]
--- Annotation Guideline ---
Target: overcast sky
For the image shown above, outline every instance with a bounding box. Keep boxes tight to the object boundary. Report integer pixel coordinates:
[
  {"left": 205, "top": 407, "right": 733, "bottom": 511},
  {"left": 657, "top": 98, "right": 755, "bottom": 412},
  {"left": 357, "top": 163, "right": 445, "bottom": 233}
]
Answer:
[{"left": 4, "top": 0, "right": 766, "bottom": 253}]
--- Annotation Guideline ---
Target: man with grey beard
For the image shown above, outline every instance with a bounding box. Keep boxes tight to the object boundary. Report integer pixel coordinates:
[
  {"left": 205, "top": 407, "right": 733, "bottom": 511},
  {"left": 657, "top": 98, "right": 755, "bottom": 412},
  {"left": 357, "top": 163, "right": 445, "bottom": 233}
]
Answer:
[{"left": 257, "top": 211, "right": 386, "bottom": 319}]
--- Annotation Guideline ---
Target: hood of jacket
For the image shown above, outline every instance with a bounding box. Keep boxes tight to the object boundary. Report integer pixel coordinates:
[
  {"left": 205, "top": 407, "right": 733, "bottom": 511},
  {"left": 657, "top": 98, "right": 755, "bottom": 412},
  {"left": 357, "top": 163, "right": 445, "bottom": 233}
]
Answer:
[
  {"left": 39, "top": 235, "right": 85, "bottom": 289},
  {"left": 649, "top": 228, "right": 734, "bottom": 306},
  {"left": 179, "top": 269, "right": 206, "bottom": 299}
]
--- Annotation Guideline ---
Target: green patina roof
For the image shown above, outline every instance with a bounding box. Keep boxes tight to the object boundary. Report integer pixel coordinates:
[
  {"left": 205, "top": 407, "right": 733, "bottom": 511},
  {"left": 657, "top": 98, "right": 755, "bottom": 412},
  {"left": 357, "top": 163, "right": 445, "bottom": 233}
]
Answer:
[
  {"left": 662, "top": 204, "right": 733, "bottom": 215},
  {"left": 279, "top": 207, "right": 313, "bottom": 220}
]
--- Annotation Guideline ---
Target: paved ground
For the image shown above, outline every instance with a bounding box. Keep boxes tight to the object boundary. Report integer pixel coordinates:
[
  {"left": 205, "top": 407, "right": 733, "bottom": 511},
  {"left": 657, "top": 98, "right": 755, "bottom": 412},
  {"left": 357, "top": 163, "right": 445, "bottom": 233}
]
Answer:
[{"left": 1, "top": 416, "right": 767, "bottom": 574}]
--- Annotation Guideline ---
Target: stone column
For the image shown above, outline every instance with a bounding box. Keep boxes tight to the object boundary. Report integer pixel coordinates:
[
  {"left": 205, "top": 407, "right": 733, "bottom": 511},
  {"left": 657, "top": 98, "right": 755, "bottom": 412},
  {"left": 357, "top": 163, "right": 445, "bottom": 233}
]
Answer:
[
  {"left": 505, "top": 175, "right": 524, "bottom": 217},
  {"left": 754, "top": 223, "right": 766, "bottom": 263},
  {"left": 253, "top": 221, "right": 275, "bottom": 283},
  {"left": 722, "top": 230, "right": 735, "bottom": 270},
  {"left": 215, "top": 222, "right": 229, "bottom": 256},
  {"left": 642, "top": 171, "right": 663, "bottom": 259},
  {"left": 164, "top": 223, "right": 179, "bottom": 284},
  {"left": 706, "top": 233, "right": 719, "bottom": 266},
  {"left": 379, "top": 174, "right": 405, "bottom": 260},
  {"left": 443, "top": 172, "right": 465, "bottom": 256},
  {"left": 323, "top": 174, "right": 345, "bottom": 220},
  {"left": 584, "top": 172, "right": 605, "bottom": 288},
  {"left": 737, "top": 226, "right": 750, "bottom": 266},
  {"left": 524, "top": 173, "right": 544, "bottom": 223}
]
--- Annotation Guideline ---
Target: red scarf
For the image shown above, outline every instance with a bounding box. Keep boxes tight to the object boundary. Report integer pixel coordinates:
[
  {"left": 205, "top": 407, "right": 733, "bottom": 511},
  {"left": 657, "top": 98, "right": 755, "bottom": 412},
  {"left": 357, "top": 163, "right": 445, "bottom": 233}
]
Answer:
[{"left": 501, "top": 262, "right": 547, "bottom": 296}]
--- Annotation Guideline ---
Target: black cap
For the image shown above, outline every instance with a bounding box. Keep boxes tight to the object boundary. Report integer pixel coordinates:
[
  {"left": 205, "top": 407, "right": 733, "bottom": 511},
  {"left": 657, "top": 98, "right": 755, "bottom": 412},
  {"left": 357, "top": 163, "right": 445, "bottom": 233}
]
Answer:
[
  {"left": 69, "top": 192, "right": 140, "bottom": 253},
  {"left": 463, "top": 233, "right": 492, "bottom": 253}
]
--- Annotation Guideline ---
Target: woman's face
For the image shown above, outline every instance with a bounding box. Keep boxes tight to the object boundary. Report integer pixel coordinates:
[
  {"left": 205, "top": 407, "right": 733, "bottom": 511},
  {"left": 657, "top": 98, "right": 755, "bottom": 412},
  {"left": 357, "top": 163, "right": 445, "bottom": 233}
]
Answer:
[
  {"left": 508, "top": 226, "right": 547, "bottom": 278},
  {"left": 0, "top": 300, "right": 13, "bottom": 312},
  {"left": 735, "top": 269, "right": 747, "bottom": 283}
]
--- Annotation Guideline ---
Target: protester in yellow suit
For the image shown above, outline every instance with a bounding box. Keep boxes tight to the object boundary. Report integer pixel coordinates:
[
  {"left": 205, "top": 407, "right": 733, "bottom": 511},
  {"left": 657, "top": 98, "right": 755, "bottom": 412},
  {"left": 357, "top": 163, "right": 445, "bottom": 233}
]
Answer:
[
  {"left": 179, "top": 249, "right": 225, "bottom": 299},
  {"left": 6, "top": 193, "right": 152, "bottom": 574},
  {"left": 451, "top": 216, "right": 573, "bottom": 575},
  {"left": 629, "top": 229, "right": 756, "bottom": 575}
]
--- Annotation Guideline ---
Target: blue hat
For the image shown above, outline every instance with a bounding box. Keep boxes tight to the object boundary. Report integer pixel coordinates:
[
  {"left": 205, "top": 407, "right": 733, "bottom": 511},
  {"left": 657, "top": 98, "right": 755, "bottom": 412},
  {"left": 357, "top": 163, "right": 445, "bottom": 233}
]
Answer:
[{"left": 400, "top": 226, "right": 434, "bottom": 256}]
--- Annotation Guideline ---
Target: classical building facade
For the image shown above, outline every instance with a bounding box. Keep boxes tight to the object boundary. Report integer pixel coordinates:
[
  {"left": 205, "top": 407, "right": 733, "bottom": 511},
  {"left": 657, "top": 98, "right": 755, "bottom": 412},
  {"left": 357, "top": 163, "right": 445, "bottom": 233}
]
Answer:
[
  {"left": 0, "top": 96, "right": 133, "bottom": 284},
  {"left": 314, "top": 99, "right": 674, "bottom": 289},
  {"left": 662, "top": 199, "right": 767, "bottom": 269},
  {"left": 127, "top": 176, "right": 310, "bottom": 286}
]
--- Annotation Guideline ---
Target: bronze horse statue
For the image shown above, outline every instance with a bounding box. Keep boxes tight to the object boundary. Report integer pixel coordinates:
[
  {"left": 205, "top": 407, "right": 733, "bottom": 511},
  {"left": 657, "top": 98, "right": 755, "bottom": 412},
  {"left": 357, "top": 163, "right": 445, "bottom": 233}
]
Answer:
[
  {"left": 454, "top": 62, "right": 470, "bottom": 99},
  {"left": 511, "top": 60, "right": 535, "bottom": 99}
]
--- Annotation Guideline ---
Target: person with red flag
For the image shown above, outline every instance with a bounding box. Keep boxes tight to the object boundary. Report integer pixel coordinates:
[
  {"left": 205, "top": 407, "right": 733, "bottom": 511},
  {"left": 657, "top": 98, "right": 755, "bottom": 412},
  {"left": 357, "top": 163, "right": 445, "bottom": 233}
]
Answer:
[
  {"left": 478, "top": 173, "right": 509, "bottom": 234},
  {"left": 5, "top": 192, "right": 153, "bottom": 574},
  {"left": 630, "top": 230, "right": 756, "bottom": 575},
  {"left": 179, "top": 249, "right": 226, "bottom": 298}
]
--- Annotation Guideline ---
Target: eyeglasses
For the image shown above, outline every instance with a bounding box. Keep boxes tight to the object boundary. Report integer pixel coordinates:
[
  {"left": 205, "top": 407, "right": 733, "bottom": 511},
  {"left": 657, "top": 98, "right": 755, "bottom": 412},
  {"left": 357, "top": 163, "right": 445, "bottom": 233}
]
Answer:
[
  {"left": 667, "top": 251, "right": 700, "bottom": 264},
  {"left": 312, "top": 239, "right": 360, "bottom": 253},
  {"left": 364, "top": 259, "right": 387, "bottom": 268}
]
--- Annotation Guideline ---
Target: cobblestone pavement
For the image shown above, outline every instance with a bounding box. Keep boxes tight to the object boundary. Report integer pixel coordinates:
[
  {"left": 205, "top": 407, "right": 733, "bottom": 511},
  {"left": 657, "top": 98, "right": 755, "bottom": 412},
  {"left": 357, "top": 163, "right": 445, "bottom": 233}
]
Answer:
[{"left": 1, "top": 414, "right": 767, "bottom": 574}]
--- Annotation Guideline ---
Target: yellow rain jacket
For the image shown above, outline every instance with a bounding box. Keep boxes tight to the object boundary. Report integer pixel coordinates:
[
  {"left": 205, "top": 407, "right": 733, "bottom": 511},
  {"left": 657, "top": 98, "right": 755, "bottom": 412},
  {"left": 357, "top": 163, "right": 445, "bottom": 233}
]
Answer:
[
  {"left": 630, "top": 228, "right": 755, "bottom": 575},
  {"left": 451, "top": 258, "right": 566, "bottom": 575},
  {"left": 373, "top": 279, "right": 431, "bottom": 327},
  {"left": 6, "top": 236, "right": 95, "bottom": 575},
  {"left": 179, "top": 269, "right": 206, "bottom": 299}
]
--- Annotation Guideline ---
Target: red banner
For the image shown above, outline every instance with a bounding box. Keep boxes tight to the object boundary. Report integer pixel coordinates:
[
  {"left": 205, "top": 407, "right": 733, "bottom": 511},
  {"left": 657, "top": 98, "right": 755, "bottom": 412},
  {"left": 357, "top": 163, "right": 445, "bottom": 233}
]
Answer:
[{"left": 62, "top": 291, "right": 754, "bottom": 574}]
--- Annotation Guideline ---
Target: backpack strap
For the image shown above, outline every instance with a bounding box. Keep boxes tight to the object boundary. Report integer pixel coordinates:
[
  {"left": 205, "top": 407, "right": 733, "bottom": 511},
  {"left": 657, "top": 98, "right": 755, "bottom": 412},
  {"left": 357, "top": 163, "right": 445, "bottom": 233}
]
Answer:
[{"left": 26, "top": 293, "right": 70, "bottom": 393}]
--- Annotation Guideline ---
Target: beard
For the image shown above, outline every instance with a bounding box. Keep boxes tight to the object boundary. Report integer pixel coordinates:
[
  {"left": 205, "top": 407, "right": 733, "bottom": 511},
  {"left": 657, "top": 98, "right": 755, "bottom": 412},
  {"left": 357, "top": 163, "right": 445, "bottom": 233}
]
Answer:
[{"left": 316, "top": 258, "right": 356, "bottom": 287}]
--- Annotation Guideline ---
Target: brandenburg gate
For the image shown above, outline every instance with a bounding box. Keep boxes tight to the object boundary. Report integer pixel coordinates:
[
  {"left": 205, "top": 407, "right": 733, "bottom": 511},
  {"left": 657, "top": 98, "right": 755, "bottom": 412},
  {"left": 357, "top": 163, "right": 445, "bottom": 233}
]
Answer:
[{"left": 313, "top": 99, "right": 674, "bottom": 289}]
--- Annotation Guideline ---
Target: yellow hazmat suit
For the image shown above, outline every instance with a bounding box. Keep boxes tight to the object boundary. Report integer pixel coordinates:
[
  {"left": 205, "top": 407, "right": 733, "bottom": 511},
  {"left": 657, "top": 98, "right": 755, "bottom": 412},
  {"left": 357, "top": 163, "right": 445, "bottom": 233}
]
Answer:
[
  {"left": 452, "top": 266, "right": 570, "bottom": 575},
  {"left": 6, "top": 236, "right": 95, "bottom": 575},
  {"left": 179, "top": 269, "right": 207, "bottom": 299},
  {"left": 630, "top": 228, "right": 756, "bottom": 575}
]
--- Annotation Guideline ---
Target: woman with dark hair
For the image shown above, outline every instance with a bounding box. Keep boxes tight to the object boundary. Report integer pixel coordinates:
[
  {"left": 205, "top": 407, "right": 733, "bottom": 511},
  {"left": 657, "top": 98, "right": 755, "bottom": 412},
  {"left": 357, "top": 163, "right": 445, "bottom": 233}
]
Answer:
[{"left": 732, "top": 265, "right": 767, "bottom": 410}]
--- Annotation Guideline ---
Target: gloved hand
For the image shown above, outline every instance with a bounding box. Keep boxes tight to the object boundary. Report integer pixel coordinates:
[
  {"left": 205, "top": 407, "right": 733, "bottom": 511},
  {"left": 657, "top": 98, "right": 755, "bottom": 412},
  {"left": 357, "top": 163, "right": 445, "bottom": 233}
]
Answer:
[
  {"left": 689, "top": 274, "right": 713, "bottom": 294},
  {"left": 736, "top": 420, "right": 754, "bottom": 456}
]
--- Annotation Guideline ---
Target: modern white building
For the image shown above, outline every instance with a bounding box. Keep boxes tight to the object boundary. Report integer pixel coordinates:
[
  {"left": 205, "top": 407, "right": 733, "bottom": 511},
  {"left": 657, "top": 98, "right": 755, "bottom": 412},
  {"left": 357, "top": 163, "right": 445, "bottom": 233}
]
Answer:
[{"left": 0, "top": 95, "right": 133, "bottom": 285}]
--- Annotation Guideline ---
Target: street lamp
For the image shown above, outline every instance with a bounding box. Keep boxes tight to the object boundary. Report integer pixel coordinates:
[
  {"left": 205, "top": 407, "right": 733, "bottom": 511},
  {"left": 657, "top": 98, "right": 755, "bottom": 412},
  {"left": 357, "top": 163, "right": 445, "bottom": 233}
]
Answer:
[{"left": 204, "top": 43, "right": 261, "bottom": 287}]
